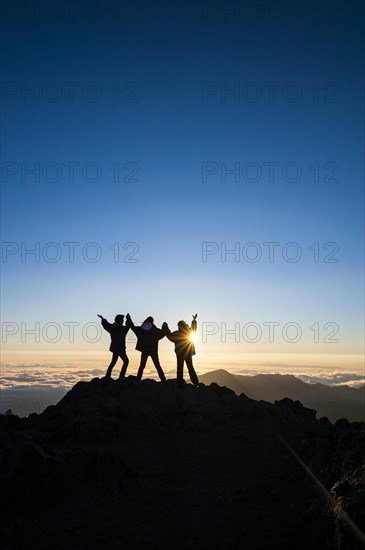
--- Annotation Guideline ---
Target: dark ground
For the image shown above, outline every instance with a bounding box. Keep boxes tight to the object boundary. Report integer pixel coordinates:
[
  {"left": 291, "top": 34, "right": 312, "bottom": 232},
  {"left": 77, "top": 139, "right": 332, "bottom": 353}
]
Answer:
[{"left": 1, "top": 378, "right": 364, "bottom": 550}]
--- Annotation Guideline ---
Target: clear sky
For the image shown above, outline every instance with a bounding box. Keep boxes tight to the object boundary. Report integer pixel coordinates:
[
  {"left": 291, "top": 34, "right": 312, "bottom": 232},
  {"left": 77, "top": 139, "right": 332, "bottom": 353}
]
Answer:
[{"left": 1, "top": 0, "right": 364, "bottom": 379}]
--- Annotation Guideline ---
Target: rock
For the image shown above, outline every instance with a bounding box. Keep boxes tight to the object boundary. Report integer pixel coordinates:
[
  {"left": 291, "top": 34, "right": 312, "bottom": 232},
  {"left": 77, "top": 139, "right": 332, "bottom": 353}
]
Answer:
[{"left": 0, "top": 377, "right": 363, "bottom": 549}]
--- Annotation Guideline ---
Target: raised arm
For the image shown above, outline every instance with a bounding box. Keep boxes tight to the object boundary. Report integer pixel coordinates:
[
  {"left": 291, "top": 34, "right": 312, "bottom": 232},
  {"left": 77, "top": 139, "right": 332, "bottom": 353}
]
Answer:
[
  {"left": 98, "top": 314, "right": 112, "bottom": 333},
  {"left": 154, "top": 322, "right": 167, "bottom": 340},
  {"left": 126, "top": 313, "right": 137, "bottom": 333},
  {"left": 162, "top": 322, "right": 173, "bottom": 341},
  {"left": 191, "top": 313, "right": 198, "bottom": 332},
  {"left": 163, "top": 323, "right": 179, "bottom": 342}
]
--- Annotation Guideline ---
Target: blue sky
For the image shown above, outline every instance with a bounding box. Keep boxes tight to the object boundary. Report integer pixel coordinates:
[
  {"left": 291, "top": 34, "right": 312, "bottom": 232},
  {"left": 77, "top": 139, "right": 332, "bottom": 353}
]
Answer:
[{"left": 1, "top": 0, "right": 364, "bottom": 373}]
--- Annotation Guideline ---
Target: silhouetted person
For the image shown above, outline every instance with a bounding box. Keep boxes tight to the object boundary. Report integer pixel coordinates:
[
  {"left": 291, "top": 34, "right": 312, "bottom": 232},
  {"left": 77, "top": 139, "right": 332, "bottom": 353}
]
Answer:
[
  {"left": 165, "top": 314, "right": 199, "bottom": 387},
  {"left": 98, "top": 314, "right": 129, "bottom": 379},
  {"left": 126, "top": 313, "right": 167, "bottom": 382}
]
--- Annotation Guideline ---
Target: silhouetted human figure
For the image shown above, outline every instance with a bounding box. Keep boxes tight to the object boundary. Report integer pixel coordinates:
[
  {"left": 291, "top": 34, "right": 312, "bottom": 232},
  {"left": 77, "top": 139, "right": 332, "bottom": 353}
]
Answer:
[
  {"left": 126, "top": 313, "right": 167, "bottom": 382},
  {"left": 98, "top": 314, "right": 129, "bottom": 379},
  {"left": 165, "top": 314, "right": 199, "bottom": 387}
]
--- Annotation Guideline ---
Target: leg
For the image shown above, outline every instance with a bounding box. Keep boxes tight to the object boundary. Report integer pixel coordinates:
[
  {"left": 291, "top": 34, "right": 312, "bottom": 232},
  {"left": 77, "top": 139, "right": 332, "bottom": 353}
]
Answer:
[
  {"left": 176, "top": 354, "right": 184, "bottom": 386},
  {"left": 151, "top": 353, "right": 166, "bottom": 382},
  {"left": 136, "top": 353, "right": 148, "bottom": 381},
  {"left": 118, "top": 350, "right": 129, "bottom": 378},
  {"left": 186, "top": 355, "right": 199, "bottom": 385},
  {"left": 105, "top": 353, "right": 118, "bottom": 378}
]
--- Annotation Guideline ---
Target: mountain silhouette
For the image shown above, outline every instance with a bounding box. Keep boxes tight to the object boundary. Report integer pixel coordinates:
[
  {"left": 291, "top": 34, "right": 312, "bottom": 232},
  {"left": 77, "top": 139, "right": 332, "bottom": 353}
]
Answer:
[
  {"left": 1, "top": 378, "right": 364, "bottom": 550},
  {"left": 2, "top": 370, "right": 364, "bottom": 424},
  {"left": 199, "top": 370, "right": 365, "bottom": 423}
]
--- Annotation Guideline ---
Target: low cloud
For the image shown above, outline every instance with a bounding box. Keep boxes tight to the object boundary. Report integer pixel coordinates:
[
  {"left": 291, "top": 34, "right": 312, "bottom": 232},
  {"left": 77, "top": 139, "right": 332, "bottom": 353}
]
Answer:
[
  {"left": 233, "top": 366, "right": 365, "bottom": 388},
  {"left": 1, "top": 364, "right": 364, "bottom": 391},
  {"left": 296, "top": 372, "right": 365, "bottom": 388},
  {"left": 0, "top": 364, "right": 177, "bottom": 390},
  {"left": 1, "top": 363, "right": 363, "bottom": 418},
  {"left": 0, "top": 367, "right": 104, "bottom": 390}
]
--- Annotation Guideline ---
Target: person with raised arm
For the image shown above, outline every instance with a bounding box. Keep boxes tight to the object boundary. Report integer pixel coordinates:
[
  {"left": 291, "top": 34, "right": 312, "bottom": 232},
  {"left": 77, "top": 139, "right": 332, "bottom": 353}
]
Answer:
[
  {"left": 165, "top": 314, "right": 199, "bottom": 387},
  {"left": 97, "top": 313, "right": 129, "bottom": 379},
  {"left": 126, "top": 313, "right": 168, "bottom": 383}
]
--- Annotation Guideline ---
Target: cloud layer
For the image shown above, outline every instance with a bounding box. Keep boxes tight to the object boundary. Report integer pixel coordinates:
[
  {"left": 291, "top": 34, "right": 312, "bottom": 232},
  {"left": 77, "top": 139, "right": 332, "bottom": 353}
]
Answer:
[{"left": 1, "top": 363, "right": 364, "bottom": 389}]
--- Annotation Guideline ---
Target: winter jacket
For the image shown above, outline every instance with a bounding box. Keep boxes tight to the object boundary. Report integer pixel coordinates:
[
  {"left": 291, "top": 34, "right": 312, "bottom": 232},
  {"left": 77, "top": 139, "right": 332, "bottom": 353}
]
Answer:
[
  {"left": 128, "top": 320, "right": 167, "bottom": 355},
  {"left": 101, "top": 319, "right": 129, "bottom": 354},
  {"left": 165, "top": 320, "right": 197, "bottom": 357}
]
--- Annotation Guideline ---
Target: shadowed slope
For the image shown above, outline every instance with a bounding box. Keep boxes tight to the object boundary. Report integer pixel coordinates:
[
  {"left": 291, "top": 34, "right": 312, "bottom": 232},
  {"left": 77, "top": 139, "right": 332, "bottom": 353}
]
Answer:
[
  {"left": 0, "top": 378, "right": 364, "bottom": 550},
  {"left": 199, "top": 370, "right": 365, "bottom": 423}
]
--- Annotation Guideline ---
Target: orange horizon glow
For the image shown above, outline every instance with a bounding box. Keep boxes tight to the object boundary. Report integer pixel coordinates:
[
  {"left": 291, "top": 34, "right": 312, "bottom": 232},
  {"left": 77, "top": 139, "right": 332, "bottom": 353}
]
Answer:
[{"left": 2, "top": 349, "right": 364, "bottom": 374}]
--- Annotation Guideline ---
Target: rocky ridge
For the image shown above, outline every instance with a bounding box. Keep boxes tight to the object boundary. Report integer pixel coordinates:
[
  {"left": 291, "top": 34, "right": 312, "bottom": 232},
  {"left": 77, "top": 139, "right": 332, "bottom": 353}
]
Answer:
[{"left": 1, "top": 377, "right": 364, "bottom": 549}]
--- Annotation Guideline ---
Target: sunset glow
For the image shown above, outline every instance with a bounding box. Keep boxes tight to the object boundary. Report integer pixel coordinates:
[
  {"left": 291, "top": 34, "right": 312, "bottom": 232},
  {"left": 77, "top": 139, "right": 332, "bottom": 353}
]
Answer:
[{"left": 1, "top": 0, "right": 363, "bottom": 406}]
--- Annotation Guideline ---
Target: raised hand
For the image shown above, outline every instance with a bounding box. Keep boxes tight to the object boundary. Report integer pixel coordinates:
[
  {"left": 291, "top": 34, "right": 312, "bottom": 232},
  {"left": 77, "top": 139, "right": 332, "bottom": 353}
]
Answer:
[
  {"left": 192, "top": 314, "right": 198, "bottom": 320},
  {"left": 97, "top": 314, "right": 103, "bottom": 319}
]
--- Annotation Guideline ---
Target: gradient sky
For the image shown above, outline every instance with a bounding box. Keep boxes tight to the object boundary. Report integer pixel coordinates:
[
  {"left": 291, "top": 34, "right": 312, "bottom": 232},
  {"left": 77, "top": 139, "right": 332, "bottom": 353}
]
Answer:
[{"left": 1, "top": 0, "right": 364, "bottom": 376}]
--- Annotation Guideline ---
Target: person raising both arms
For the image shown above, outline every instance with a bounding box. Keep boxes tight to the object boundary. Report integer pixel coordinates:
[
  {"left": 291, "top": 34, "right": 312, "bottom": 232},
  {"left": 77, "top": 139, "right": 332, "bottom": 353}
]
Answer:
[
  {"left": 126, "top": 313, "right": 168, "bottom": 383},
  {"left": 165, "top": 314, "right": 199, "bottom": 387},
  {"left": 98, "top": 313, "right": 129, "bottom": 379}
]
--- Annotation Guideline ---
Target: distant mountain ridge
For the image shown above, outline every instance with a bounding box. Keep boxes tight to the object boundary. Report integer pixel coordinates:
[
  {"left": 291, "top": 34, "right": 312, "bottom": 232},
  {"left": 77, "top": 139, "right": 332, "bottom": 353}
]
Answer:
[
  {"left": 199, "top": 370, "right": 365, "bottom": 423},
  {"left": 1, "top": 370, "right": 364, "bottom": 423}
]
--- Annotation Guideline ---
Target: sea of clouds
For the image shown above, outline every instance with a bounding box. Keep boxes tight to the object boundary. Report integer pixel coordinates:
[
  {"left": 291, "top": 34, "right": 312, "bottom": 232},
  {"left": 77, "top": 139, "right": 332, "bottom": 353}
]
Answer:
[
  {"left": 1, "top": 363, "right": 363, "bottom": 417},
  {"left": 1, "top": 363, "right": 364, "bottom": 390}
]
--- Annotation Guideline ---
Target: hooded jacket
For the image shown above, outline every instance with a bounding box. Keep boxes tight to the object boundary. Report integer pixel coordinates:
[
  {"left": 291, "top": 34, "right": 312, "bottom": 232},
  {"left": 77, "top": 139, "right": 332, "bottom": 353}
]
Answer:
[
  {"left": 101, "top": 319, "right": 129, "bottom": 353},
  {"left": 128, "top": 319, "right": 167, "bottom": 354},
  {"left": 165, "top": 320, "right": 197, "bottom": 357}
]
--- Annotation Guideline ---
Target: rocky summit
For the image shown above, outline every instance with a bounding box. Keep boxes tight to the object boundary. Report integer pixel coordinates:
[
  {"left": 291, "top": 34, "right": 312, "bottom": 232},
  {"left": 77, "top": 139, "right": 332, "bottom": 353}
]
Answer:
[{"left": 1, "top": 377, "right": 364, "bottom": 550}]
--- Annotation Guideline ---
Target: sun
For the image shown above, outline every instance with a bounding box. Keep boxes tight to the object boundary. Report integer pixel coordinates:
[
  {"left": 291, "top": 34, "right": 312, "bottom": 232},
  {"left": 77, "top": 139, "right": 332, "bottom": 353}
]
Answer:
[{"left": 189, "top": 332, "right": 198, "bottom": 343}]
